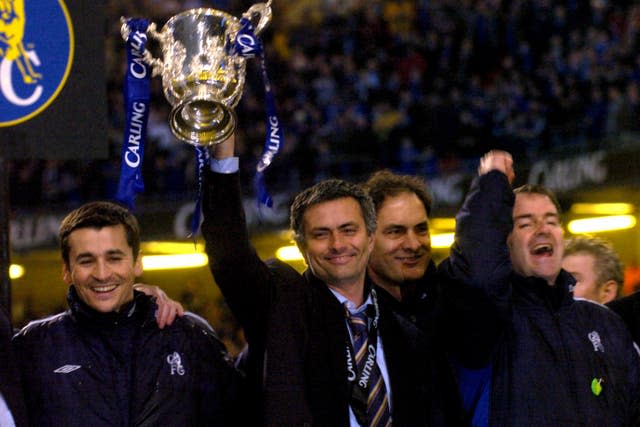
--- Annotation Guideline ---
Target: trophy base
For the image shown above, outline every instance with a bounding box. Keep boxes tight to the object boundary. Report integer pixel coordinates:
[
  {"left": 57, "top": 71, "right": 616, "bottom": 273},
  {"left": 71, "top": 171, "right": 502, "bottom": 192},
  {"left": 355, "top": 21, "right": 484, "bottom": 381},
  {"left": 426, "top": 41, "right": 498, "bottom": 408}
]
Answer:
[{"left": 169, "top": 98, "right": 236, "bottom": 146}]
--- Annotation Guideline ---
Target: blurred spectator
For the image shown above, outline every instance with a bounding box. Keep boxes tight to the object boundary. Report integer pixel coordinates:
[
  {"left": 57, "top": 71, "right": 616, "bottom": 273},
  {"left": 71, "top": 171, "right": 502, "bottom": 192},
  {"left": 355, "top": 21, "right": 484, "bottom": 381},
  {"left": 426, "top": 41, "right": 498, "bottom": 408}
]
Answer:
[{"left": 9, "top": 0, "right": 640, "bottom": 206}]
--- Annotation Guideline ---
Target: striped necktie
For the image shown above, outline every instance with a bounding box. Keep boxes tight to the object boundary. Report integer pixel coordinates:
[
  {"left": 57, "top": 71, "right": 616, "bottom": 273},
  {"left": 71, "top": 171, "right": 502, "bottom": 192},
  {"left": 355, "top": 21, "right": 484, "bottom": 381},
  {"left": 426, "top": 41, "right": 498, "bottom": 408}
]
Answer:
[{"left": 346, "top": 307, "right": 392, "bottom": 427}]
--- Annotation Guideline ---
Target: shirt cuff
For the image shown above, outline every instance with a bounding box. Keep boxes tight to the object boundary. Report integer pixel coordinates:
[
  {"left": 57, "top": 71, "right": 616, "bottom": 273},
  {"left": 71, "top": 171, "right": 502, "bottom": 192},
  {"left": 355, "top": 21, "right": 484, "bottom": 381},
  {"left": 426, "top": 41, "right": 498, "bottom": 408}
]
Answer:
[{"left": 210, "top": 157, "right": 239, "bottom": 174}]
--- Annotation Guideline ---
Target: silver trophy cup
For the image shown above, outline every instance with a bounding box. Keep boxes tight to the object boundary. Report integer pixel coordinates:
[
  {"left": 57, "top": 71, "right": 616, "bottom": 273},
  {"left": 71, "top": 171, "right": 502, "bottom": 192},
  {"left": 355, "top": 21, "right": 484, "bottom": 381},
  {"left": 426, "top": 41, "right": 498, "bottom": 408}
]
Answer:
[{"left": 122, "top": 2, "right": 272, "bottom": 145}]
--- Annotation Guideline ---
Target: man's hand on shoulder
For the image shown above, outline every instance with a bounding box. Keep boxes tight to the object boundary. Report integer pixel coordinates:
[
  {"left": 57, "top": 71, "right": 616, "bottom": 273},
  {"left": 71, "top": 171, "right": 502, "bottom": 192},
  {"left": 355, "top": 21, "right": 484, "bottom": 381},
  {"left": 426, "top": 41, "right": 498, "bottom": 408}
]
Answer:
[{"left": 133, "top": 283, "right": 185, "bottom": 329}]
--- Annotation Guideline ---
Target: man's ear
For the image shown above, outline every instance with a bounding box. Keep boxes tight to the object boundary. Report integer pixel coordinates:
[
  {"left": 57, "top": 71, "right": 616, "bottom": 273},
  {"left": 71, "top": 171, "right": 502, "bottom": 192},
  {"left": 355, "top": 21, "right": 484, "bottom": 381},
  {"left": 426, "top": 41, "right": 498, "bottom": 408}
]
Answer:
[
  {"left": 62, "top": 263, "right": 72, "bottom": 285},
  {"left": 295, "top": 242, "right": 309, "bottom": 265},
  {"left": 367, "top": 232, "right": 375, "bottom": 254},
  {"left": 134, "top": 255, "right": 143, "bottom": 277},
  {"left": 599, "top": 280, "right": 619, "bottom": 304}
]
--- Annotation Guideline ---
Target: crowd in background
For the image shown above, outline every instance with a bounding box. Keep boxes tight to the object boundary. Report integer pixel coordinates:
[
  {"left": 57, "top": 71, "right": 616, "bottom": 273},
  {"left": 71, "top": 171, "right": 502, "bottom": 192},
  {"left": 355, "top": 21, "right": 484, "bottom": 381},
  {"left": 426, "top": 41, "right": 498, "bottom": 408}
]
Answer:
[
  {"left": 8, "top": 0, "right": 640, "bottom": 361},
  {"left": 9, "top": 0, "right": 640, "bottom": 206}
]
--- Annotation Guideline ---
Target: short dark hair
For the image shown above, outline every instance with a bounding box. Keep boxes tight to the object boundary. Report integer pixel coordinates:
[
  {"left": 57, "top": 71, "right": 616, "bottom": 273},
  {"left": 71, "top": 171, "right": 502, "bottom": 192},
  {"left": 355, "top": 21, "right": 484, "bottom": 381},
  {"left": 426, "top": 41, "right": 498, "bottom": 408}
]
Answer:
[
  {"left": 564, "top": 236, "right": 624, "bottom": 295},
  {"left": 513, "top": 184, "right": 562, "bottom": 216},
  {"left": 290, "top": 179, "right": 376, "bottom": 245},
  {"left": 364, "top": 170, "right": 432, "bottom": 215},
  {"left": 59, "top": 201, "right": 141, "bottom": 266}
]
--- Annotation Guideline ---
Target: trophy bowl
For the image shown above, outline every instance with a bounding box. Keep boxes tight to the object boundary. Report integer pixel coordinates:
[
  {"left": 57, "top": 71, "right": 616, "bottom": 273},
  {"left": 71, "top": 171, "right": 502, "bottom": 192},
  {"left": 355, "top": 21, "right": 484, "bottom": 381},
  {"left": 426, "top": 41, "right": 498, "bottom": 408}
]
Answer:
[{"left": 125, "top": 2, "right": 272, "bottom": 146}]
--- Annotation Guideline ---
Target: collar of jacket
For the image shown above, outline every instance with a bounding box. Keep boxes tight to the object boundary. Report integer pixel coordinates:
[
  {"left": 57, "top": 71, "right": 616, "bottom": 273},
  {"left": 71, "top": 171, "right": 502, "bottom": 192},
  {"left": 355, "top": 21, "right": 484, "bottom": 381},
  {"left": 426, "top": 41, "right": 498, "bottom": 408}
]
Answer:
[
  {"left": 512, "top": 269, "right": 576, "bottom": 311},
  {"left": 399, "top": 259, "right": 437, "bottom": 304},
  {"left": 303, "top": 268, "right": 376, "bottom": 304},
  {"left": 66, "top": 286, "right": 156, "bottom": 330}
]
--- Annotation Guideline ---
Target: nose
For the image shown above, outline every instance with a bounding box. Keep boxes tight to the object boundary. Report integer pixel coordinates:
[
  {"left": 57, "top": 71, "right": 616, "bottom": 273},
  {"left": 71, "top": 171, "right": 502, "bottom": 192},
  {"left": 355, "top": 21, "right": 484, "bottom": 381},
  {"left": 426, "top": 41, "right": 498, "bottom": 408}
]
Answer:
[
  {"left": 534, "top": 221, "right": 551, "bottom": 234},
  {"left": 92, "top": 260, "right": 111, "bottom": 281},
  {"left": 403, "top": 230, "right": 423, "bottom": 251},
  {"left": 329, "top": 232, "right": 347, "bottom": 251}
]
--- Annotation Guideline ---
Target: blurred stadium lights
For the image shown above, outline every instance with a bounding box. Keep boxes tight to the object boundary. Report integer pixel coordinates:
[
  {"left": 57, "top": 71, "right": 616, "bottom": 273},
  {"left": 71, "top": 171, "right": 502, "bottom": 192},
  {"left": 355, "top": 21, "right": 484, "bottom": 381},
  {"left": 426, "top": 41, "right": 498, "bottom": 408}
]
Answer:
[
  {"left": 570, "top": 203, "right": 635, "bottom": 215},
  {"left": 568, "top": 215, "right": 637, "bottom": 234},
  {"left": 276, "top": 245, "right": 303, "bottom": 262},
  {"left": 431, "top": 233, "right": 455, "bottom": 248},
  {"left": 430, "top": 217, "right": 456, "bottom": 249},
  {"left": 142, "top": 253, "right": 209, "bottom": 270},
  {"left": 10, "top": 264, "right": 24, "bottom": 279},
  {"left": 430, "top": 218, "right": 456, "bottom": 230},
  {"left": 141, "top": 241, "right": 208, "bottom": 270},
  {"left": 142, "top": 241, "right": 205, "bottom": 254}
]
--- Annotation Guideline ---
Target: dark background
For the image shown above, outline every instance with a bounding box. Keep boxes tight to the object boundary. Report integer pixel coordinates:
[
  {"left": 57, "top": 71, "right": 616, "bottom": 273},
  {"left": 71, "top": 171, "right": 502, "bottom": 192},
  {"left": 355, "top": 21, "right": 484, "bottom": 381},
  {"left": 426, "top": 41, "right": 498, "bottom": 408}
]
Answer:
[{"left": 0, "top": 1, "right": 108, "bottom": 160}]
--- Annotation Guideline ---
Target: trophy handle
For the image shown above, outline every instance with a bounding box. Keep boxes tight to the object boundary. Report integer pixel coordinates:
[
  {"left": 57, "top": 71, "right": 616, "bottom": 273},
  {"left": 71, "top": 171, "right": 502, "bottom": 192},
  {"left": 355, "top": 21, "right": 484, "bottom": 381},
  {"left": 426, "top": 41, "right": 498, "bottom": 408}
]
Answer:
[
  {"left": 119, "top": 17, "right": 164, "bottom": 77},
  {"left": 143, "top": 23, "right": 166, "bottom": 77},
  {"left": 243, "top": 0, "right": 273, "bottom": 35}
]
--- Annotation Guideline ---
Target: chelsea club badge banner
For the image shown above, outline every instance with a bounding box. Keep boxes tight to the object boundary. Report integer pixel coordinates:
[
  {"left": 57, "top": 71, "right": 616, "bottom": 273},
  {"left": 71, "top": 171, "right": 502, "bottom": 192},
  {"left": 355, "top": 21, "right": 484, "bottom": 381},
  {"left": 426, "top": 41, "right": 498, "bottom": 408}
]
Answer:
[{"left": 0, "top": 0, "right": 107, "bottom": 159}]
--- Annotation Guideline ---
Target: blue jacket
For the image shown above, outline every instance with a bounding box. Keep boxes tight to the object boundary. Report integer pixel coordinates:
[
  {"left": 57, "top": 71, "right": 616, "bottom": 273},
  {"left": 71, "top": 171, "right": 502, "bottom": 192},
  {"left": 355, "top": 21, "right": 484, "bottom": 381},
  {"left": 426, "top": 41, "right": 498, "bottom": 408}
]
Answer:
[
  {"left": 13, "top": 288, "right": 243, "bottom": 426},
  {"left": 439, "top": 171, "right": 640, "bottom": 426}
]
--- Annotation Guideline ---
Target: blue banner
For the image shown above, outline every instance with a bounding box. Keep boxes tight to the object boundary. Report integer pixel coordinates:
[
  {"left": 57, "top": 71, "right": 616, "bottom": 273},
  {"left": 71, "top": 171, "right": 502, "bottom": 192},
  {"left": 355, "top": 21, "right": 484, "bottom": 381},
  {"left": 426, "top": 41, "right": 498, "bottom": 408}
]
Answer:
[
  {"left": 115, "top": 19, "right": 151, "bottom": 210},
  {"left": 235, "top": 17, "right": 283, "bottom": 208}
]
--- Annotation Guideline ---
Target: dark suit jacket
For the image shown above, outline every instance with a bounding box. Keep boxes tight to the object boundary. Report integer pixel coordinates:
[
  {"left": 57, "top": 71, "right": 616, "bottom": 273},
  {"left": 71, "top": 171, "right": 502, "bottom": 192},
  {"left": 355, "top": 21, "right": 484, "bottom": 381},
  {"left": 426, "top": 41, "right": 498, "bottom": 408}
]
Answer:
[
  {"left": 202, "top": 170, "right": 450, "bottom": 426},
  {"left": 0, "top": 308, "right": 28, "bottom": 427},
  {"left": 608, "top": 290, "right": 640, "bottom": 345}
]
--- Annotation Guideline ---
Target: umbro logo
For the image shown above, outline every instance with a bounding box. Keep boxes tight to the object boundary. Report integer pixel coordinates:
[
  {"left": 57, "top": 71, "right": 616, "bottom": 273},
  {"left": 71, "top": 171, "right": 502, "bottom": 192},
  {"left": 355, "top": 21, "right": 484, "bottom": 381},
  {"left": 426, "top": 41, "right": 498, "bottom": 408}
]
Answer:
[{"left": 54, "top": 365, "right": 81, "bottom": 374}]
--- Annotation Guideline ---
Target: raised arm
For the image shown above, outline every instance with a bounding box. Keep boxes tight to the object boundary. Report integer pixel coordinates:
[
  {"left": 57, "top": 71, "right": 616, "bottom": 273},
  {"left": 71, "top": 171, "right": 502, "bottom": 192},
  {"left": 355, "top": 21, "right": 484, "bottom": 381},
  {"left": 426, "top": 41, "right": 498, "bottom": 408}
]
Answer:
[
  {"left": 438, "top": 150, "right": 516, "bottom": 364},
  {"left": 201, "top": 134, "right": 276, "bottom": 343}
]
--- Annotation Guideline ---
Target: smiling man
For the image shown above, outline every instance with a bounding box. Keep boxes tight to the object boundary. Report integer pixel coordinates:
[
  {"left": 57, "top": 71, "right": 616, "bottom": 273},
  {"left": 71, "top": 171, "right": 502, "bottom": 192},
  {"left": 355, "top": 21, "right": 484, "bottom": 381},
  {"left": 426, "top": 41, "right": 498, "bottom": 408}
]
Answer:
[
  {"left": 62, "top": 221, "right": 142, "bottom": 313},
  {"left": 363, "top": 170, "right": 464, "bottom": 425},
  {"left": 202, "top": 134, "right": 457, "bottom": 426},
  {"left": 12, "top": 201, "right": 242, "bottom": 425},
  {"left": 363, "top": 171, "right": 445, "bottom": 343},
  {"left": 365, "top": 171, "right": 434, "bottom": 306},
  {"left": 440, "top": 150, "right": 640, "bottom": 426}
]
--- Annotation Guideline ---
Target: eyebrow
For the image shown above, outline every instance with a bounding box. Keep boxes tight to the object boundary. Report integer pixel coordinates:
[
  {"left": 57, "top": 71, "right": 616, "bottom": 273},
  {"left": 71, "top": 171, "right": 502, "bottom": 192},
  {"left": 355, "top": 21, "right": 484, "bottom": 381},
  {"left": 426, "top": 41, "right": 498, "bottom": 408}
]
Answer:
[
  {"left": 310, "top": 222, "right": 359, "bottom": 232},
  {"left": 513, "top": 212, "right": 559, "bottom": 221},
  {"left": 75, "top": 249, "right": 127, "bottom": 259},
  {"left": 383, "top": 220, "right": 428, "bottom": 230}
]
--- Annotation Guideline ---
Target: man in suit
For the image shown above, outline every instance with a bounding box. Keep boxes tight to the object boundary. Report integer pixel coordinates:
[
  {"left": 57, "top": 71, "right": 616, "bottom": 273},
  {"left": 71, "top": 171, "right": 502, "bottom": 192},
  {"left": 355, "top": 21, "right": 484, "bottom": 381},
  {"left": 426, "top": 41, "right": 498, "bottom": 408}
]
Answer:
[
  {"left": 607, "top": 292, "right": 640, "bottom": 345},
  {"left": 363, "top": 170, "right": 440, "bottom": 332},
  {"left": 202, "top": 134, "right": 454, "bottom": 426},
  {"left": 362, "top": 170, "right": 466, "bottom": 425}
]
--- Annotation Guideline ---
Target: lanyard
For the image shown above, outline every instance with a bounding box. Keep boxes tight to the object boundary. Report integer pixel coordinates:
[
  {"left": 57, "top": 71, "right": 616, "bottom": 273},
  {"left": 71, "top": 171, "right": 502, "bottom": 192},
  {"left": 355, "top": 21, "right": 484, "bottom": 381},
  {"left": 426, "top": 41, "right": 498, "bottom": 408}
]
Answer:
[{"left": 345, "top": 288, "right": 380, "bottom": 426}]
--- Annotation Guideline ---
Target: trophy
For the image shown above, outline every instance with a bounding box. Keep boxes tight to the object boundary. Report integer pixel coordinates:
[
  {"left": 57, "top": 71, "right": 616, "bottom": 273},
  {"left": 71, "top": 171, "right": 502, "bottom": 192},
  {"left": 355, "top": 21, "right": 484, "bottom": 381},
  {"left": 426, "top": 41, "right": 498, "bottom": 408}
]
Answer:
[{"left": 121, "top": 2, "right": 272, "bottom": 146}]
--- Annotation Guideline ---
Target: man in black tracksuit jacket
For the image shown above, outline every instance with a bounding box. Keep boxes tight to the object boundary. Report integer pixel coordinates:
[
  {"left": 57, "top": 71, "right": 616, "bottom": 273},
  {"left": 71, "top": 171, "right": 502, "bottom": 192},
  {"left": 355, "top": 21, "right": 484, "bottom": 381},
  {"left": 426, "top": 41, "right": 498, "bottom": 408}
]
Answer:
[
  {"left": 13, "top": 288, "right": 240, "bottom": 426},
  {"left": 12, "top": 201, "right": 242, "bottom": 426},
  {"left": 439, "top": 151, "right": 640, "bottom": 426}
]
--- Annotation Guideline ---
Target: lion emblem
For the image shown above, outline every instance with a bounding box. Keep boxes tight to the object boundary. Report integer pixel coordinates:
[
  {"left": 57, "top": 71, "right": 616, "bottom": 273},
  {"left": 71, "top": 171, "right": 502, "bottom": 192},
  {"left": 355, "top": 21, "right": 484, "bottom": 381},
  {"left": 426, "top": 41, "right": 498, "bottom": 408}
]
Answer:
[{"left": 0, "top": 0, "right": 42, "bottom": 84}]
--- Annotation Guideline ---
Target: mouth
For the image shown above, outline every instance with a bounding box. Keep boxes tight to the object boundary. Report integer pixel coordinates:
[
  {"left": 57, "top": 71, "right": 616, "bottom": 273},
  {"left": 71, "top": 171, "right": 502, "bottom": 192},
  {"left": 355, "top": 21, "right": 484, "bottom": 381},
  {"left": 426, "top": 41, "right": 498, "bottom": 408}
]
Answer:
[
  {"left": 91, "top": 284, "right": 118, "bottom": 294},
  {"left": 531, "top": 243, "right": 553, "bottom": 256},
  {"left": 326, "top": 254, "right": 354, "bottom": 265},
  {"left": 396, "top": 253, "right": 424, "bottom": 264}
]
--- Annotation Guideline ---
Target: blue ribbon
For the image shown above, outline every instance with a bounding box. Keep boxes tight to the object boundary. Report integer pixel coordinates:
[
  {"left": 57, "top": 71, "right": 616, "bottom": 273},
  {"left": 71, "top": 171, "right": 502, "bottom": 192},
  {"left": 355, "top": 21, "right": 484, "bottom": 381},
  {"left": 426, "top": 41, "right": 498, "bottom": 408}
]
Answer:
[
  {"left": 189, "top": 145, "right": 210, "bottom": 239},
  {"left": 115, "top": 19, "right": 151, "bottom": 210},
  {"left": 188, "top": 17, "right": 282, "bottom": 237},
  {"left": 235, "top": 18, "right": 284, "bottom": 208}
]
